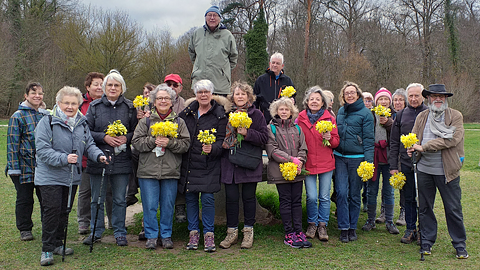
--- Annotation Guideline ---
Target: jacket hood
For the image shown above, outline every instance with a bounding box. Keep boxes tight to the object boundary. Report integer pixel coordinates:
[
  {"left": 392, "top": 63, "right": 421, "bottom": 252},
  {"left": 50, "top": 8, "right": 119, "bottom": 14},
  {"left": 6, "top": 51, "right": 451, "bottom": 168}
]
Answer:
[
  {"left": 203, "top": 23, "right": 227, "bottom": 33},
  {"left": 184, "top": 95, "right": 231, "bottom": 112}
]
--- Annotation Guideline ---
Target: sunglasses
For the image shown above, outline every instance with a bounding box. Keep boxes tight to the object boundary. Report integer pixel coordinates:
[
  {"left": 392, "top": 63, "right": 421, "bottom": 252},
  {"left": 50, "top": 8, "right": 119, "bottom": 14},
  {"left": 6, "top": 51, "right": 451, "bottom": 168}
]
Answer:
[{"left": 166, "top": 81, "right": 179, "bottom": 88}]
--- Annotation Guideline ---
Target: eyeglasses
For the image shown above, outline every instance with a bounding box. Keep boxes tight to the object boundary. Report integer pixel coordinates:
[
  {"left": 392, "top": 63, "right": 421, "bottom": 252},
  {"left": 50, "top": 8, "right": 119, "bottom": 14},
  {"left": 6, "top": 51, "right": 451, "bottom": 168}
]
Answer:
[
  {"left": 166, "top": 81, "right": 179, "bottom": 88},
  {"left": 429, "top": 94, "right": 446, "bottom": 100},
  {"left": 344, "top": 91, "right": 357, "bottom": 97},
  {"left": 156, "top": 97, "right": 171, "bottom": 101},
  {"left": 61, "top": 101, "right": 79, "bottom": 107},
  {"left": 206, "top": 13, "right": 219, "bottom": 18},
  {"left": 196, "top": 90, "right": 211, "bottom": 96},
  {"left": 364, "top": 100, "right": 373, "bottom": 103}
]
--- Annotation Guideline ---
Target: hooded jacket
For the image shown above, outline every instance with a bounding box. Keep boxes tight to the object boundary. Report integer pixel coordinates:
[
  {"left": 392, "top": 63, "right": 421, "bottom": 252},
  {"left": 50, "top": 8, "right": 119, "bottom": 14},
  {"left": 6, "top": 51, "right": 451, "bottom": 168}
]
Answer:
[
  {"left": 34, "top": 107, "right": 104, "bottom": 186},
  {"left": 85, "top": 94, "right": 138, "bottom": 175},
  {"left": 132, "top": 110, "right": 190, "bottom": 180},
  {"left": 6, "top": 102, "right": 46, "bottom": 183},
  {"left": 297, "top": 109, "right": 339, "bottom": 174},
  {"left": 253, "top": 68, "right": 294, "bottom": 124},
  {"left": 334, "top": 98, "right": 375, "bottom": 163},
  {"left": 411, "top": 108, "right": 464, "bottom": 182},
  {"left": 188, "top": 24, "right": 238, "bottom": 95},
  {"left": 266, "top": 117, "right": 308, "bottom": 184},
  {"left": 178, "top": 96, "right": 228, "bottom": 193}
]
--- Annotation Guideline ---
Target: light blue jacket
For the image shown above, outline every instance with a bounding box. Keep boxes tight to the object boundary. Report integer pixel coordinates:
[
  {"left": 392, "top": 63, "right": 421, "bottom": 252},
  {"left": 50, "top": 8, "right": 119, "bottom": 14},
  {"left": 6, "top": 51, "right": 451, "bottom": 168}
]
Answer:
[{"left": 34, "top": 107, "right": 104, "bottom": 186}]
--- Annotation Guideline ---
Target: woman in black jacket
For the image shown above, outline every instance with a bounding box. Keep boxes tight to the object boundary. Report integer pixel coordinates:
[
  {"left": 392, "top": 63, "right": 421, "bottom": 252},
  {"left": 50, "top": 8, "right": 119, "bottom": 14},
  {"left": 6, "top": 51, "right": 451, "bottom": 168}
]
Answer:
[{"left": 179, "top": 80, "right": 228, "bottom": 253}]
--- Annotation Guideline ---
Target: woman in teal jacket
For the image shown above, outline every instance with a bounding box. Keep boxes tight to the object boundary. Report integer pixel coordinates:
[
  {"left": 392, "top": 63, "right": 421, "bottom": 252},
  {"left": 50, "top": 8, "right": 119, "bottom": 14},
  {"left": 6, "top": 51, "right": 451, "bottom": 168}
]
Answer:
[{"left": 334, "top": 81, "right": 374, "bottom": 243}]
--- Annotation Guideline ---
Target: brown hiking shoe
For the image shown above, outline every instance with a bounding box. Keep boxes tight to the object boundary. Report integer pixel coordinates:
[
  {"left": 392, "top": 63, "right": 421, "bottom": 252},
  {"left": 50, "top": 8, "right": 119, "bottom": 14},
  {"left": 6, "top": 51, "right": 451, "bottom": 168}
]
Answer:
[
  {"left": 317, "top": 222, "right": 329, "bottom": 241},
  {"left": 219, "top": 227, "right": 238, "bottom": 249},
  {"left": 241, "top": 227, "right": 254, "bottom": 249},
  {"left": 401, "top": 229, "right": 417, "bottom": 244},
  {"left": 305, "top": 222, "right": 317, "bottom": 239}
]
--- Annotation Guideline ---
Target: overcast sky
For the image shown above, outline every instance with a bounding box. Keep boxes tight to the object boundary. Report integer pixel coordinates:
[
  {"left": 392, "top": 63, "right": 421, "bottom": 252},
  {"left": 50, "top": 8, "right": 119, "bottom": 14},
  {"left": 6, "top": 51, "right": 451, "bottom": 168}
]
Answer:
[{"left": 78, "top": 0, "right": 217, "bottom": 38}]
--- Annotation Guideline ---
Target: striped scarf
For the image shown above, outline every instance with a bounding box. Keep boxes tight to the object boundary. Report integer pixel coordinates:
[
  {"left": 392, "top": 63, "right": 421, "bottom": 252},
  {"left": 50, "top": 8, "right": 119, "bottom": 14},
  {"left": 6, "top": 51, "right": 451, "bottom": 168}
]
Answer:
[{"left": 222, "top": 101, "right": 252, "bottom": 149}]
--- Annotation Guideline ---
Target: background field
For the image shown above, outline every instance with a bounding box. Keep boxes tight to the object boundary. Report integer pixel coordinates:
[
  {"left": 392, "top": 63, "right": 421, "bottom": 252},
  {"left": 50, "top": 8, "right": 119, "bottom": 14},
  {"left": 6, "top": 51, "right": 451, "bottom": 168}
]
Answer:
[{"left": 0, "top": 123, "right": 479, "bottom": 269}]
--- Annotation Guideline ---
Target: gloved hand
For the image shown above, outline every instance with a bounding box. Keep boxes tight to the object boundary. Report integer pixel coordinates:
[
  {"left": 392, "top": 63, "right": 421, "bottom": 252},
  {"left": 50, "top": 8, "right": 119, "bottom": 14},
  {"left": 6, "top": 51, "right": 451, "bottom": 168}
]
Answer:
[{"left": 292, "top": 157, "right": 302, "bottom": 173}]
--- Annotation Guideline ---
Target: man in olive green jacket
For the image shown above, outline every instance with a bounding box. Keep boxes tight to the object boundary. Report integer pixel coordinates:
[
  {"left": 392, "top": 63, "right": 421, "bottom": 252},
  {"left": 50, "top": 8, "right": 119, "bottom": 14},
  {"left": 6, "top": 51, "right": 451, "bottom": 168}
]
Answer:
[
  {"left": 188, "top": 5, "right": 238, "bottom": 96},
  {"left": 407, "top": 84, "right": 468, "bottom": 259}
]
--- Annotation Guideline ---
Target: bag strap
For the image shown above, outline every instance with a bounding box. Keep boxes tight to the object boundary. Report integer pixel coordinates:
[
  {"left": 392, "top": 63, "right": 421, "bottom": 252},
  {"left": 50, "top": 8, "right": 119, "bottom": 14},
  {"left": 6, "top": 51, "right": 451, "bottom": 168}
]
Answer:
[{"left": 270, "top": 123, "right": 300, "bottom": 139}]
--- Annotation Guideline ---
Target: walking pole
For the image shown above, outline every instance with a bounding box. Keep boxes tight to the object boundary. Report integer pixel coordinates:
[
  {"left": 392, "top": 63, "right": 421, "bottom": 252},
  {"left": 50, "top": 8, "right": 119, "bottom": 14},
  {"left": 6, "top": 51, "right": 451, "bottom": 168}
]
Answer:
[
  {"left": 90, "top": 149, "right": 110, "bottom": 253},
  {"left": 63, "top": 149, "right": 77, "bottom": 262},
  {"left": 412, "top": 151, "right": 425, "bottom": 261}
]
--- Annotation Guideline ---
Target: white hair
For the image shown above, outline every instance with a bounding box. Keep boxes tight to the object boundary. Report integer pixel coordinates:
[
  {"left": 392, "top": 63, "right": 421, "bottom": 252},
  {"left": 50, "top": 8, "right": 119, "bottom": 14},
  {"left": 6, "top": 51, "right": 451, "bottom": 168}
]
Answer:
[
  {"left": 193, "top": 79, "right": 215, "bottom": 95},
  {"left": 406, "top": 83, "right": 424, "bottom": 94},
  {"left": 270, "top": 52, "right": 284, "bottom": 64},
  {"left": 102, "top": 69, "right": 127, "bottom": 94},
  {"left": 56, "top": 86, "right": 83, "bottom": 105}
]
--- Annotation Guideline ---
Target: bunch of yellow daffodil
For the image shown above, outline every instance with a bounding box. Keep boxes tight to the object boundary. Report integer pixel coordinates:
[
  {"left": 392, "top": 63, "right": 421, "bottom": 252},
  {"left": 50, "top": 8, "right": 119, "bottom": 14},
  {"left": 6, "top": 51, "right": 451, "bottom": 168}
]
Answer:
[
  {"left": 105, "top": 120, "right": 127, "bottom": 137},
  {"left": 389, "top": 172, "right": 406, "bottom": 189},
  {"left": 280, "top": 86, "right": 296, "bottom": 98},
  {"left": 133, "top": 95, "right": 149, "bottom": 110},
  {"left": 197, "top": 129, "right": 217, "bottom": 155},
  {"left": 315, "top": 120, "right": 336, "bottom": 146},
  {"left": 150, "top": 121, "right": 178, "bottom": 138},
  {"left": 229, "top": 111, "right": 252, "bottom": 146},
  {"left": 371, "top": 104, "right": 392, "bottom": 117},
  {"left": 279, "top": 162, "right": 298, "bottom": 181},
  {"left": 400, "top": 133, "right": 419, "bottom": 148},
  {"left": 357, "top": 161, "right": 375, "bottom": 182}
]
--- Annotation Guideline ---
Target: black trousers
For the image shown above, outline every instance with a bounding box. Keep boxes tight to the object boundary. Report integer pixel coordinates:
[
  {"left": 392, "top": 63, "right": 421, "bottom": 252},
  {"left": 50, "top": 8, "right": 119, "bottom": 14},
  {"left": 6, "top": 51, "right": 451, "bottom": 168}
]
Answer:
[
  {"left": 224, "top": 182, "right": 258, "bottom": 227},
  {"left": 401, "top": 163, "right": 418, "bottom": 230},
  {"left": 11, "top": 175, "right": 43, "bottom": 231},
  {"left": 38, "top": 185, "right": 77, "bottom": 252},
  {"left": 276, "top": 181, "right": 303, "bottom": 234}
]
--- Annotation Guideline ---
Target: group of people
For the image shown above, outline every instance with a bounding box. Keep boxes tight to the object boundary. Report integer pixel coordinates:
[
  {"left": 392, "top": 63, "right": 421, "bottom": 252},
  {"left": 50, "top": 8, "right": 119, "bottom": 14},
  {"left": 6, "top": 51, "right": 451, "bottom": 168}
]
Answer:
[{"left": 5, "top": 4, "right": 468, "bottom": 267}]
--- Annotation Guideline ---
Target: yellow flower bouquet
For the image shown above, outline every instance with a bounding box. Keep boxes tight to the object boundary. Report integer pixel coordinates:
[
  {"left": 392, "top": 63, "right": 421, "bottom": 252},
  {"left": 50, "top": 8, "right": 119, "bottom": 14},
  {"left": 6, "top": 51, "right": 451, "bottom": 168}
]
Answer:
[
  {"left": 371, "top": 105, "right": 392, "bottom": 117},
  {"left": 197, "top": 128, "right": 216, "bottom": 155},
  {"left": 400, "top": 133, "right": 419, "bottom": 148},
  {"left": 280, "top": 86, "right": 296, "bottom": 98},
  {"left": 357, "top": 161, "right": 375, "bottom": 182},
  {"left": 389, "top": 172, "right": 406, "bottom": 190},
  {"left": 279, "top": 162, "right": 310, "bottom": 181},
  {"left": 228, "top": 111, "right": 252, "bottom": 147},
  {"left": 315, "top": 120, "right": 336, "bottom": 146},
  {"left": 133, "top": 95, "right": 150, "bottom": 110},
  {"left": 105, "top": 120, "right": 128, "bottom": 155},
  {"left": 150, "top": 121, "right": 179, "bottom": 157}
]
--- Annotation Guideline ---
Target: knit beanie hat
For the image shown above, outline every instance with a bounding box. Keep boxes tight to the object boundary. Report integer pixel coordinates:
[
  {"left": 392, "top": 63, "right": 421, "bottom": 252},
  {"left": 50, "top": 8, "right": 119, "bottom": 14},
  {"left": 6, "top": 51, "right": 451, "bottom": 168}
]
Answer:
[
  {"left": 374, "top": 88, "right": 392, "bottom": 105},
  {"left": 205, "top": 6, "right": 221, "bottom": 17}
]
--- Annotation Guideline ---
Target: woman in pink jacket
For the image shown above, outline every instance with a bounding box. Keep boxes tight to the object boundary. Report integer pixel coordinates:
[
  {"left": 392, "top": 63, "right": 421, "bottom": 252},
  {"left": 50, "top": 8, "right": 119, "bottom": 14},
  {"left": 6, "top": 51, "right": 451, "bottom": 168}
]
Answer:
[{"left": 297, "top": 86, "right": 339, "bottom": 242}]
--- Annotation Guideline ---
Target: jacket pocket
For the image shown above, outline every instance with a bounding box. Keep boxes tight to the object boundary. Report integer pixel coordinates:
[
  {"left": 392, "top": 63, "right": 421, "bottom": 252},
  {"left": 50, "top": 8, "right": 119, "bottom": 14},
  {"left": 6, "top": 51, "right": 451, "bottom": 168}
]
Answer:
[{"left": 356, "top": 135, "right": 363, "bottom": 145}]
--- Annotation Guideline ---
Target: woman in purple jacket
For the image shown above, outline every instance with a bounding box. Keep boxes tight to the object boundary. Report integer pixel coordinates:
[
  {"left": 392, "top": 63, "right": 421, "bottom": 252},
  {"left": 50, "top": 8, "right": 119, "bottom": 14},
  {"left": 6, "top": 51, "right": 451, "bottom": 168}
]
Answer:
[{"left": 219, "top": 81, "right": 269, "bottom": 249}]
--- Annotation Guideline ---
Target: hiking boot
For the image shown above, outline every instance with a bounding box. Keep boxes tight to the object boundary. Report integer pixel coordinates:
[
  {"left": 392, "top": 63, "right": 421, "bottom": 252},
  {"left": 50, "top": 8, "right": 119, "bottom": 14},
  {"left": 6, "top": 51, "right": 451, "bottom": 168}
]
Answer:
[
  {"left": 297, "top": 232, "right": 312, "bottom": 248},
  {"left": 162, "top": 237, "right": 174, "bottom": 249},
  {"left": 362, "top": 219, "right": 376, "bottom": 231},
  {"left": 386, "top": 221, "right": 400, "bottom": 234},
  {"left": 126, "top": 195, "right": 138, "bottom": 207},
  {"left": 204, "top": 232, "right": 216, "bottom": 252},
  {"left": 186, "top": 230, "right": 199, "bottom": 250},
  {"left": 78, "top": 225, "right": 89, "bottom": 235},
  {"left": 456, "top": 247, "right": 469, "bottom": 259},
  {"left": 138, "top": 228, "right": 146, "bottom": 241},
  {"left": 175, "top": 204, "right": 187, "bottom": 223},
  {"left": 82, "top": 235, "right": 101, "bottom": 245},
  {"left": 317, "top": 222, "right": 329, "bottom": 241},
  {"left": 220, "top": 227, "right": 238, "bottom": 249},
  {"left": 305, "top": 222, "right": 317, "bottom": 239},
  {"left": 401, "top": 229, "right": 417, "bottom": 244},
  {"left": 40, "top": 252, "right": 54, "bottom": 266},
  {"left": 145, "top": 238, "right": 157, "bottom": 249},
  {"left": 53, "top": 246, "right": 74, "bottom": 256},
  {"left": 396, "top": 208, "right": 406, "bottom": 226},
  {"left": 241, "top": 227, "right": 254, "bottom": 249},
  {"left": 348, "top": 229, "right": 357, "bottom": 241},
  {"left": 284, "top": 232, "right": 303, "bottom": 248},
  {"left": 420, "top": 244, "right": 431, "bottom": 255},
  {"left": 20, "top": 231, "right": 34, "bottom": 241},
  {"left": 115, "top": 236, "right": 128, "bottom": 246},
  {"left": 375, "top": 205, "right": 386, "bottom": 223},
  {"left": 339, "top": 230, "right": 349, "bottom": 243}
]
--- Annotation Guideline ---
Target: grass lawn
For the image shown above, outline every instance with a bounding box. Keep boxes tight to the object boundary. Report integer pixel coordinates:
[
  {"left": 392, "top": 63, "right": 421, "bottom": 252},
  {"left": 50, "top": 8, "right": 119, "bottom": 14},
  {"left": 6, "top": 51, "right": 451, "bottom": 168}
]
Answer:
[{"left": 0, "top": 125, "right": 479, "bottom": 269}]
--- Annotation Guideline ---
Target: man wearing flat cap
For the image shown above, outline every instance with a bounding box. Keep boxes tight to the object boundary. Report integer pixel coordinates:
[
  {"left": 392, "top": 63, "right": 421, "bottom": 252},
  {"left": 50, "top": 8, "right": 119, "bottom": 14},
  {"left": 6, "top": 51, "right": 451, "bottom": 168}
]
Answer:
[
  {"left": 406, "top": 84, "right": 468, "bottom": 259},
  {"left": 188, "top": 5, "right": 238, "bottom": 96}
]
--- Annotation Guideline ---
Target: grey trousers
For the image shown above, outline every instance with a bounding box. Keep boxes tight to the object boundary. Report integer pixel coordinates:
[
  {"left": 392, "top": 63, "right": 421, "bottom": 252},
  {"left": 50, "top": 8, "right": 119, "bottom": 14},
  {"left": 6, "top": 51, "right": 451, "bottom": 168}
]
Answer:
[{"left": 417, "top": 171, "right": 466, "bottom": 249}]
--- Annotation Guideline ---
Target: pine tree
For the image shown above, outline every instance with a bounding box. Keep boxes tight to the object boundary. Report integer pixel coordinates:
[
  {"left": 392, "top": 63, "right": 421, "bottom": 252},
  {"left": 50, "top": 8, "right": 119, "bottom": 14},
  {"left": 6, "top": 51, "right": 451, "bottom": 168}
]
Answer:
[{"left": 243, "top": 8, "right": 268, "bottom": 85}]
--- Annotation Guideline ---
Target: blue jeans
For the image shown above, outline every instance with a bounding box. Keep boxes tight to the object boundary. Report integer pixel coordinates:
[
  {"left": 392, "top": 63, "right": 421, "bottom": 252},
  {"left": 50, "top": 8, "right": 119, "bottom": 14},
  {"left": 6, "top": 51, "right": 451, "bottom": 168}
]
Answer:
[
  {"left": 90, "top": 173, "right": 129, "bottom": 238},
  {"left": 305, "top": 170, "right": 334, "bottom": 226},
  {"left": 185, "top": 192, "right": 215, "bottom": 234},
  {"left": 334, "top": 156, "right": 363, "bottom": 230},
  {"left": 367, "top": 164, "right": 394, "bottom": 205},
  {"left": 138, "top": 178, "right": 177, "bottom": 239}
]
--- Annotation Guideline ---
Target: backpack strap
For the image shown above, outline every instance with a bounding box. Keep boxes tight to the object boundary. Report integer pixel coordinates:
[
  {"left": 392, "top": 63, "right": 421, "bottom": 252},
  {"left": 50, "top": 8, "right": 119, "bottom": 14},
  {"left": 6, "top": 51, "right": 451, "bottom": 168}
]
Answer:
[{"left": 270, "top": 123, "right": 301, "bottom": 139}]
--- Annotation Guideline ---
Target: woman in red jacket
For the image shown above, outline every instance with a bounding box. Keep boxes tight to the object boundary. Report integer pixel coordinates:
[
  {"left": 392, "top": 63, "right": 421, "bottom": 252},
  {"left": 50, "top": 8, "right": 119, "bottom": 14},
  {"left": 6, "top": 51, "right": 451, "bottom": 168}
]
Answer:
[{"left": 297, "top": 86, "right": 339, "bottom": 241}]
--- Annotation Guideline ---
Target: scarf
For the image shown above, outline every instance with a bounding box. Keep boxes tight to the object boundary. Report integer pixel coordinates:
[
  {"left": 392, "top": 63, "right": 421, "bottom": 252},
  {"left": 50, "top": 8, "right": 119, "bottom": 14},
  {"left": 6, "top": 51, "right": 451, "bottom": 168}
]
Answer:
[
  {"left": 307, "top": 108, "right": 325, "bottom": 125},
  {"left": 429, "top": 109, "right": 455, "bottom": 139},
  {"left": 56, "top": 106, "right": 78, "bottom": 130},
  {"left": 222, "top": 101, "right": 252, "bottom": 149},
  {"left": 156, "top": 107, "right": 172, "bottom": 120}
]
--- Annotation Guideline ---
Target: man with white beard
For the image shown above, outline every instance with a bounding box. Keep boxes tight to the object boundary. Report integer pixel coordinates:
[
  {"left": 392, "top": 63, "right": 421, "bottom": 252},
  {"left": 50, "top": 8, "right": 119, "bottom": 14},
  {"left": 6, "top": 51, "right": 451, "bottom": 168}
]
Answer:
[{"left": 407, "top": 84, "right": 468, "bottom": 259}]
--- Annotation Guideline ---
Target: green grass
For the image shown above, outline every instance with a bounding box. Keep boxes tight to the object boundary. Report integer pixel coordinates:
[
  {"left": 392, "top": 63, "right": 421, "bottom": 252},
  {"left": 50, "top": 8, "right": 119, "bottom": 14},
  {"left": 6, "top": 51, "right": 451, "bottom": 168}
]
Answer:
[{"left": 1, "top": 124, "right": 480, "bottom": 269}]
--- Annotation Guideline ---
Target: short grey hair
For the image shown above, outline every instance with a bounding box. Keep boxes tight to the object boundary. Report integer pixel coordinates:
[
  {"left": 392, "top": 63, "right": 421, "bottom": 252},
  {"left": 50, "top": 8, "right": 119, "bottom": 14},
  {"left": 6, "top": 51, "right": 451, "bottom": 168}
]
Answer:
[
  {"left": 392, "top": 88, "right": 408, "bottom": 107},
  {"left": 269, "top": 97, "right": 299, "bottom": 120},
  {"left": 149, "top": 83, "right": 176, "bottom": 108},
  {"left": 103, "top": 69, "right": 127, "bottom": 94},
  {"left": 193, "top": 79, "right": 214, "bottom": 95},
  {"left": 322, "top": 90, "right": 334, "bottom": 105},
  {"left": 406, "top": 83, "right": 424, "bottom": 94},
  {"left": 56, "top": 86, "right": 83, "bottom": 105},
  {"left": 270, "top": 52, "right": 284, "bottom": 64},
  {"left": 302, "top": 85, "right": 328, "bottom": 111}
]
